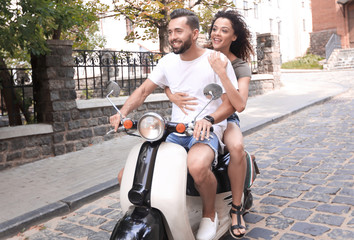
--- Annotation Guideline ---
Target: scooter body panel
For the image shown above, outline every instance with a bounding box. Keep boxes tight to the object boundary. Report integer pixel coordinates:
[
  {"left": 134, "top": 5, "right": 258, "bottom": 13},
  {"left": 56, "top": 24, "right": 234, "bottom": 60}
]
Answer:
[{"left": 150, "top": 142, "right": 195, "bottom": 239}]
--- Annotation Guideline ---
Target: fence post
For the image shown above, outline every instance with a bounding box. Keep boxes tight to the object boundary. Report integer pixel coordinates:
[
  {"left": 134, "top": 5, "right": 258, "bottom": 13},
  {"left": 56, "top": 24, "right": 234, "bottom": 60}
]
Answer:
[
  {"left": 31, "top": 40, "right": 77, "bottom": 155},
  {"left": 256, "top": 33, "right": 282, "bottom": 89}
]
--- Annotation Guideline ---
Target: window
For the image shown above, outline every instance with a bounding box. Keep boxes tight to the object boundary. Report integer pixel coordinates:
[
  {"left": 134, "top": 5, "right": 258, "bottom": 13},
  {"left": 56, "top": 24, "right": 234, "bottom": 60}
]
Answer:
[
  {"left": 303, "top": 19, "right": 306, "bottom": 31},
  {"left": 269, "top": 18, "right": 273, "bottom": 32},
  {"left": 243, "top": 1, "right": 248, "bottom": 17},
  {"left": 254, "top": 3, "right": 259, "bottom": 19},
  {"left": 278, "top": 21, "right": 281, "bottom": 35}
]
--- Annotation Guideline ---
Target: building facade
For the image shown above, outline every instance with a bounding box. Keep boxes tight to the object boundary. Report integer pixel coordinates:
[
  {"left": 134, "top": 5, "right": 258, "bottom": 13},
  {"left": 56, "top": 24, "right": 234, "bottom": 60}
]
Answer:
[
  {"left": 310, "top": 0, "right": 354, "bottom": 57},
  {"left": 98, "top": 0, "right": 312, "bottom": 62}
]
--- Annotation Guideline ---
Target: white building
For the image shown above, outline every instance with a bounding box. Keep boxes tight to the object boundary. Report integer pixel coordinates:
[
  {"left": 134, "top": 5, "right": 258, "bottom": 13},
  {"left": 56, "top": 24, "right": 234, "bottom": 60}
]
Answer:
[
  {"left": 98, "top": 0, "right": 312, "bottom": 62},
  {"left": 233, "top": 0, "right": 312, "bottom": 63}
]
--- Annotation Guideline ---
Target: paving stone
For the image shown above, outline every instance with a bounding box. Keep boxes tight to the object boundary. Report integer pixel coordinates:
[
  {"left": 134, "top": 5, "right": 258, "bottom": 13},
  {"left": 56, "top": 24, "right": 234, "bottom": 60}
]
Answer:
[
  {"left": 315, "top": 204, "right": 350, "bottom": 215},
  {"left": 301, "top": 179, "right": 327, "bottom": 185},
  {"left": 260, "top": 197, "right": 289, "bottom": 206},
  {"left": 290, "top": 183, "right": 312, "bottom": 191},
  {"left": 327, "top": 180, "right": 354, "bottom": 188},
  {"left": 268, "top": 182, "right": 289, "bottom": 190},
  {"left": 99, "top": 220, "right": 117, "bottom": 232},
  {"left": 253, "top": 180, "right": 271, "bottom": 187},
  {"left": 251, "top": 205, "right": 280, "bottom": 214},
  {"left": 290, "top": 222, "right": 330, "bottom": 236},
  {"left": 312, "top": 186, "right": 340, "bottom": 195},
  {"left": 280, "top": 171, "right": 304, "bottom": 178},
  {"left": 327, "top": 229, "right": 354, "bottom": 240},
  {"left": 78, "top": 216, "right": 107, "bottom": 227},
  {"left": 339, "top": 188, "right": 354, "bottom": 197},
  {"left": 289, "top": 201, "right": 318, "bottom": 210},
  {"left": 281, "top": 207, "right": 312, "bottom": 221},
  {"left": 87, "top": 231, "right": 111, "bottom": 240},
  {"left": 91, "top": 207, "right": 114, "bottom": 216},
  {"left": 54, "top": 222, "right": 96, "bottom": 238},
  {"left": 310, "top": 213, "right": 345, "bottom": 227},
  {"left": 243, "top": 213, "right": 264, "bottom": 224},
  {"left": 270, "top": 189, "right": 302, "bottom": 199},
  {"left": 279, "top": 233, "right": 314, "bottom": 240},
  {"left": 332, "top": 196, "right": 354, "bottom": 206},
  {"left": 290, "top": 166, "right": 312, "bottom": 172},
  {"left": 252, "top": 187, "right": 272, "bottom": 196},
  {"left": 302, "top": 192, "right": 331, "bottom": 202},
  {"left": 246, "top": 227, "right": 278, "bottom": 240},
  {"left": 265, "top": 216, "right": 294, "bottom": 230}
]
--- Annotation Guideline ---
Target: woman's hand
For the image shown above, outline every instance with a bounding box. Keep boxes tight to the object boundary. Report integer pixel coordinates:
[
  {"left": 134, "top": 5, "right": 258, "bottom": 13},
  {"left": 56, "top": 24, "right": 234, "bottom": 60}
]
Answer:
[
  {"left": 208, "top": 51, "right": 228, "bottom": 78},
  {"left": 165, "top": 88, "right": 198, "bottom": 115}
]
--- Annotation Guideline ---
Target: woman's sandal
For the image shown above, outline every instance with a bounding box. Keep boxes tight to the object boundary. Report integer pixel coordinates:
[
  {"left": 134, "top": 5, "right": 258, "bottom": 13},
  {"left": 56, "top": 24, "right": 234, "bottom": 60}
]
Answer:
[{"left": 229, "top": 203, "right": 246, "bottom": 239}]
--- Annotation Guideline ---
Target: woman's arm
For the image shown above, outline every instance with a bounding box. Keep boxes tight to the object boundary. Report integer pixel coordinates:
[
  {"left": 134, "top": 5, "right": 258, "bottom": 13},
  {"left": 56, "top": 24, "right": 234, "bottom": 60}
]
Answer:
[
  {"left": 165, "top": 87, "right": 198, "bottom": 115},
  {"left": 208, "top": 52, "right": 250, "bottom": 112}
]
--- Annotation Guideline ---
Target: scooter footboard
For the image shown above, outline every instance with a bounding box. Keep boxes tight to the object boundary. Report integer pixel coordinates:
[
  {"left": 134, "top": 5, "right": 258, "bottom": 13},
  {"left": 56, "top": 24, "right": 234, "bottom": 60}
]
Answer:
[{"left": 110, "top": 206, "right": 167, "bottom": 240}]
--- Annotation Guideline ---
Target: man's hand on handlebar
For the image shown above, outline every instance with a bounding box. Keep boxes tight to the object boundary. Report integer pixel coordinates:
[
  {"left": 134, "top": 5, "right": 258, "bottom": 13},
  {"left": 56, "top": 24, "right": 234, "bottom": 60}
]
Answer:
[
  {"left": 110, "top": 113, "right": 122, "bottom": 132},
  {"left": 194, "top": 118, "right": 213, "bottom": 141}
]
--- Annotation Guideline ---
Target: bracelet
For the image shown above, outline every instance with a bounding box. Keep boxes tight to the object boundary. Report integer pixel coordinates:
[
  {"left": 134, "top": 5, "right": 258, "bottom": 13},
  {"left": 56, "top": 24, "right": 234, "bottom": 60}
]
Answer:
[{"left": 203, "top": 115, "right": 215, "bottom": 124}]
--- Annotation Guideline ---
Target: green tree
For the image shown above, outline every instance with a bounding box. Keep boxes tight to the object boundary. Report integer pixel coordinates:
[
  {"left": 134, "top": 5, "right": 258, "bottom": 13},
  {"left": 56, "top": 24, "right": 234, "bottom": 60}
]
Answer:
[
  {"left": 0, "top": 0, "right": 108, "bottom": 126},
  {"left": 113, "top": 0, "right": 235, "bottom": 53}
]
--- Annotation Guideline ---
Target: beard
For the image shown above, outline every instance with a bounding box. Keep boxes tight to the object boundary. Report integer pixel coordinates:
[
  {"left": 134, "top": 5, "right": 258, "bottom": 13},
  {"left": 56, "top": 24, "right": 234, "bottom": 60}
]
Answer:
[{"left": 170, "top": 37, "right": 193, "bottom": 54}]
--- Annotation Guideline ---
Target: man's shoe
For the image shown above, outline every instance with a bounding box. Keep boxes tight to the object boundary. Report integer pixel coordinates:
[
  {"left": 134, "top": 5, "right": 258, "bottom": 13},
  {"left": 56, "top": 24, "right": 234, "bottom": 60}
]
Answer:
[{"left": 196, "top": 212, "right": 219, "bottom": 240}]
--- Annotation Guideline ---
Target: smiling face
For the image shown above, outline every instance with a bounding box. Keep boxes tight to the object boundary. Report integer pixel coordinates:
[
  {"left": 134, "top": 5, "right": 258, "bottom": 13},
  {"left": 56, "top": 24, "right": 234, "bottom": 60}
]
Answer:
[
  {"left": 210, "top": 17, "right": 237, "bottom": 53},
  {"left": 168, "top": 17, "right": 196, "bottom": 54}
]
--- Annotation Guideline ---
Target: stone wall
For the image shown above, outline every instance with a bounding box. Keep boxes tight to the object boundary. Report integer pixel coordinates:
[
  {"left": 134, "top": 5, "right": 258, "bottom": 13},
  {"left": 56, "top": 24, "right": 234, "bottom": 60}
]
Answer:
[{"left": 310, "top": 29, "right": 337, "bottom": 58}]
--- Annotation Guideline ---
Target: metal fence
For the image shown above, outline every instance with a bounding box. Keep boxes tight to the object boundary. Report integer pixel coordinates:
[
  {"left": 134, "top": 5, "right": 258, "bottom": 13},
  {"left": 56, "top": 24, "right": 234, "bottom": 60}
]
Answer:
[
  {"left": 0, "top": 68, "right": 35, "bottom": 127},
  {"left": 325, "top": 33, "right": 341, "bottom": 60},
  {"left": 72, "top": 50, "right": 164, "bottom": 99}
]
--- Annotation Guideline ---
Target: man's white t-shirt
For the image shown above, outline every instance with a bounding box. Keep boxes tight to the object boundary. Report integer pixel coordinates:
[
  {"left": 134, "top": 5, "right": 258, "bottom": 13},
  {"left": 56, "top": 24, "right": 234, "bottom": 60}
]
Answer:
[{"left": 148, "top": 49, "right": 238, "bottom": 146}]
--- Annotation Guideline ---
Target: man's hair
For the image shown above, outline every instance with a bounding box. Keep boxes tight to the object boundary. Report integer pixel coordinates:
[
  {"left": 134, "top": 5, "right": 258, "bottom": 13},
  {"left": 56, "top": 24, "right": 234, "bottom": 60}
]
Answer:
[{"left": 170, "top": 8, "right": 199, "bottom": 30}]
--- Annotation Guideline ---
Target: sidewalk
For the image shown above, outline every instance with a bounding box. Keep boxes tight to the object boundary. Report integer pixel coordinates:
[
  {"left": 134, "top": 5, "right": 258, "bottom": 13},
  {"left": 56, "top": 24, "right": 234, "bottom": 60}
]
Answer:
[{"left": 0, "top": 70, "right": 350, "bottom": 238}]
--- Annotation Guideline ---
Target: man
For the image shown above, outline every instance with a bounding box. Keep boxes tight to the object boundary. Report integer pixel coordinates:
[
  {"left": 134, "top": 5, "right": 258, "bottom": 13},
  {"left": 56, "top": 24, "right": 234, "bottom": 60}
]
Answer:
[{"left": 110, "top": 8, "right": 237, "bottom": 240}]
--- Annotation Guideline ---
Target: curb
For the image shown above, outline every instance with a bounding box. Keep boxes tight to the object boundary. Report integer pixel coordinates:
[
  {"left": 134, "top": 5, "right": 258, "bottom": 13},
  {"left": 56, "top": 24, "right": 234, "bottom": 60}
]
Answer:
[{"left": 0, "top": 179, "right": 119, "bottom": 239}]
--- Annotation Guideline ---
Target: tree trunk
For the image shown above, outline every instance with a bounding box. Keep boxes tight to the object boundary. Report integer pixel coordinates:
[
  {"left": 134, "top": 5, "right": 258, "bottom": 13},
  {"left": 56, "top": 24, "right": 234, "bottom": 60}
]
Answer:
[
  {"left": 0, "top": 58, "right": 22, "bottom": 126},
  {"left": 159, "top": 15, "right": 170, "bottom": 53}
]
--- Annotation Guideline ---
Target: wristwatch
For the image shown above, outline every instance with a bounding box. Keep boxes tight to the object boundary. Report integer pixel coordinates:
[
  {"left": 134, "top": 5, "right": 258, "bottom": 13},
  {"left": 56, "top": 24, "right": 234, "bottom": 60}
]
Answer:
[{"left": 203, "top": 115, "right": 215, "bottom": 124}]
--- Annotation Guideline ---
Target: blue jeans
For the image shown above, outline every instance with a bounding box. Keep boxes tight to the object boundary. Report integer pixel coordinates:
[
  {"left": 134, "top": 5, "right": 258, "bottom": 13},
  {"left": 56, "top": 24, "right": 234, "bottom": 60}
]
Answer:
[{"left": 166, "top": 132, "right": 220, "bottom": 166}]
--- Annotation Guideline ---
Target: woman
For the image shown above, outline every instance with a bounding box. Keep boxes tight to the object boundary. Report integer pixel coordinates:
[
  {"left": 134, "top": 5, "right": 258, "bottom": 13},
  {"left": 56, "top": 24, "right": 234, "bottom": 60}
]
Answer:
[{"left": 165, "top": 10, "right": 254, "bottom": 239}]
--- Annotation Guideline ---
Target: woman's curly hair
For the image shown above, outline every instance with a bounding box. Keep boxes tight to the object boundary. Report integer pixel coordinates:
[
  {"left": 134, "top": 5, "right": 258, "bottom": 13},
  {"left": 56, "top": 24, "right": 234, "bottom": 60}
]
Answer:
[{"left": 208, "top": 10, "right": 254, "bottom": 62}]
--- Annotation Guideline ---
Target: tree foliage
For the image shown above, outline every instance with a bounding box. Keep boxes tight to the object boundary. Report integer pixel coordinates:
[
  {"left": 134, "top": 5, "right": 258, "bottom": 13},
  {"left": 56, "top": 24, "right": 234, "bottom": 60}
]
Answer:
[
  {"left": 113, "top": 0, "right": 235, "bottom": 53},
  {"left": 0, "top": 0, "right": 108, "bottom": 126},
  {"left": 0, "top": 0, "right": 108, "bottom": 63}
]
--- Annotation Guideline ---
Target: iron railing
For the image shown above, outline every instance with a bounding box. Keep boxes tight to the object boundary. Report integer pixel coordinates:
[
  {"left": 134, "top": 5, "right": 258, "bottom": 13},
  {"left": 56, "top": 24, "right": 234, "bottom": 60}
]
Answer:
[
  {"left": 72, "top": 50, "right": 164, "bottom": 99},
  {"left": 0, "top": 68, "right": 35, "bottom": 127},
  {"left": 325, "top": 33, "right": 341, "bottom": 60}
]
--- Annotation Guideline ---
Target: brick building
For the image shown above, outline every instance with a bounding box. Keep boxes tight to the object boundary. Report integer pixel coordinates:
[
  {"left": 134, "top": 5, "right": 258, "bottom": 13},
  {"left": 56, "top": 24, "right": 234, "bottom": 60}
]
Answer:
[{"left": 310, "top": 0, "right": 354, "bottom": 57}]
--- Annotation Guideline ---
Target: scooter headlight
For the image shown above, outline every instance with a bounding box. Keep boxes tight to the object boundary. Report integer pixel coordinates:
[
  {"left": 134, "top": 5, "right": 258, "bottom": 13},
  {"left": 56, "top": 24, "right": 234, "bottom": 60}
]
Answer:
[{"left": 138, "top": 112, "right": 165, "bottom": 141}]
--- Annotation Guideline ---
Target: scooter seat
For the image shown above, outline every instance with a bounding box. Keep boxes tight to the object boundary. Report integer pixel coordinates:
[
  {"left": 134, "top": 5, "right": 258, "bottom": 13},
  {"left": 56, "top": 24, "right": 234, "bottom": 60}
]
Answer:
[{"left": 186, "top": 152, "right": 231, "bottom": 196}]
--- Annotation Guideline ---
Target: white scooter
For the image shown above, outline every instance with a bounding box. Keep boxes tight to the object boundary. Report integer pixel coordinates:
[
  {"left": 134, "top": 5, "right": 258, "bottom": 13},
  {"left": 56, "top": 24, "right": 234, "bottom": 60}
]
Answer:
[{"left": 108, "top": 83, "right": 259, "bottom": 240}]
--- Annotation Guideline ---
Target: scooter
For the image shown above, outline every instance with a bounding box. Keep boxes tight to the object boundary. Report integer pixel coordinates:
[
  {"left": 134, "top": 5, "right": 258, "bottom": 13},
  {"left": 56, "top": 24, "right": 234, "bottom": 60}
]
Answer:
[{"left": 108, "top": 83, "right": 259, "bottom": 240}]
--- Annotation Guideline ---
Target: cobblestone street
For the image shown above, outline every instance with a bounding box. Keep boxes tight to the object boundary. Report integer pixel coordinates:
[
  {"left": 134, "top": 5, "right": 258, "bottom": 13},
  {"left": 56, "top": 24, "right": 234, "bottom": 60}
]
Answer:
[{"left": 7, "top": 82, "right": 354, "bottom": 239}]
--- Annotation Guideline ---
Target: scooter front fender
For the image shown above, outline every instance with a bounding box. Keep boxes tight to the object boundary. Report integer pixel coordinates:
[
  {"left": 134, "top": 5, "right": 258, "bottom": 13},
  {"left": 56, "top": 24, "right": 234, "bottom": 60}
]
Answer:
[{"left": 110, "top": 206, "right": 167, "bottom": 240}]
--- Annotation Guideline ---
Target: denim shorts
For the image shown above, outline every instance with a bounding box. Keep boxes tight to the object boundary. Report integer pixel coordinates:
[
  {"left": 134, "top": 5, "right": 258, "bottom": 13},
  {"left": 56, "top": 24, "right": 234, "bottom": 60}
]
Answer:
[
  {"left": 166, "top": 132, "right": 219, "bottom": 166},
  {"left": 227, "top": 113, "right": 240, "bottom": 127}
]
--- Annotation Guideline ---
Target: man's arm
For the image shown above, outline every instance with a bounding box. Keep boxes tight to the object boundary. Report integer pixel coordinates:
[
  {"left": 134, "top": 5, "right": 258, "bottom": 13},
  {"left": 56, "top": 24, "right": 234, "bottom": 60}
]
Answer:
[
  {"left": 193, "top": 93, "right": 234, "bottom": 141},
  {"left": 110, "top": 79, "right": 158, "bottom": 131}
]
